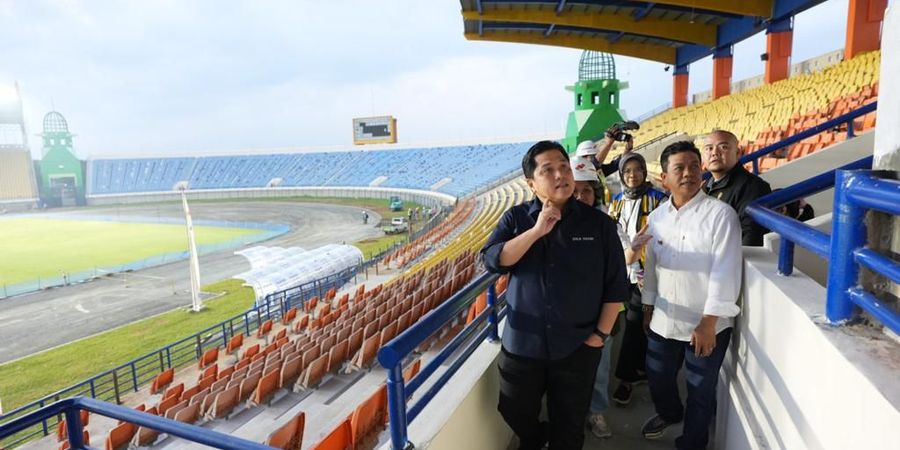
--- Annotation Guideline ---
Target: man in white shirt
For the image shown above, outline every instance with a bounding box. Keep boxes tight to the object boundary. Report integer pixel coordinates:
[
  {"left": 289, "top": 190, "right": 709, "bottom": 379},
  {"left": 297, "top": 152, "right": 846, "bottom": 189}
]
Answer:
[{"left": 640, "top": 141, "right": 742, "bottom": 449}]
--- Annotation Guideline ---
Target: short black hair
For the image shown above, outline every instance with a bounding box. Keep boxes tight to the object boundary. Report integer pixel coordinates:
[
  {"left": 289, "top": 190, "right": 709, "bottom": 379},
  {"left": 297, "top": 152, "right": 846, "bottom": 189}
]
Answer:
[
  {"left": 660, "top": 141, "right": 702, "bottom": 172},
  {"left": 522, "top": 140, "right": 569, "bottom": 179}
]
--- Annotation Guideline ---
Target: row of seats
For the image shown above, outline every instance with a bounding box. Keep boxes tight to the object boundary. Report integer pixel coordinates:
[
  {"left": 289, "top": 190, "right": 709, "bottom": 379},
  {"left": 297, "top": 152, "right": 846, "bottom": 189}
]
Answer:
[
  {"left": 52, "top": 179, "right": 525, "bottom": 450},
  {"left": 87, "top": 143, "right": 529, "bottom": 197},
  {"left": 623, "top": 51, "right": 880, "bottom": 180},
  {"left": 310, "top": 179, "right": 532, "bottom": 447},
  {"left": 88, "top": 222, "right": 486, "bottom": 450},
  {"left": 383, "top": 199, "right": 477, "bottom": 269},
  {"left": 742, "top": 84, "right": 877, "bottom": 173},
  {"left": 0, "top": 150, "right": 38, "bottom": 201}
]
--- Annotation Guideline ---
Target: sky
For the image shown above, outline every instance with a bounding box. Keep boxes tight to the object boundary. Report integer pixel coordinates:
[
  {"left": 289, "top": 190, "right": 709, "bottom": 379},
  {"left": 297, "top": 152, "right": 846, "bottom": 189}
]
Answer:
[{"left": 0, "top": 0, "right": 851, "bottom": 157}]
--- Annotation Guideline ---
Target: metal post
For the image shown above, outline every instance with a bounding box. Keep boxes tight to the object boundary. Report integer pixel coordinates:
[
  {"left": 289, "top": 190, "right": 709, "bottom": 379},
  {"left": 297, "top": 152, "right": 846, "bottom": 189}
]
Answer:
[
  {"left": 778, "top": 239, "right": 795, "bottom": 275},
  {"left": 112, "top": 371, "right": 121, "bottom": 404},
  {"left": 486, "top": 283, "right": 500, "bottom": 342},
  {"left": 63, "top": 408, "right": 84, "bottom": 449},
  {"left": 752, "top": 158, "right": 760, "bottom": 175},
  {"left": 826, "top": 170, "right": 866, "bottom": 324},
  {"left": 847, "top": 118, "right": 856, "bottom": 138},
  {"left": 386, "top": 365, "right": 413, "bottom": 450}
]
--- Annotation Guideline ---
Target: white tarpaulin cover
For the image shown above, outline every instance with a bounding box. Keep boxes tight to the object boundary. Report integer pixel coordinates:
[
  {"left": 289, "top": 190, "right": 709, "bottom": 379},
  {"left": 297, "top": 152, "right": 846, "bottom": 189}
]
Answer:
[{"left": 234, "top": 244, "right": 362, "bottom": 305}]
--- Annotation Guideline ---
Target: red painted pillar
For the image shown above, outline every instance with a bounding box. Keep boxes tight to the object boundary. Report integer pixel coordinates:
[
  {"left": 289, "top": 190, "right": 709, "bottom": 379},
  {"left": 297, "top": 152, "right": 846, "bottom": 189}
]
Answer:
[
  {"left": 673, "top": 65, "right": 689, "bottom": 108},
  {"left": 765, "top": 27, "right": 793, "bottom": 84},
  {"left": 712, "top": 47, "right": 733, "bottom": 99},
  {"left": 845, "top": 0, "right": 887, "bottom": 59}
]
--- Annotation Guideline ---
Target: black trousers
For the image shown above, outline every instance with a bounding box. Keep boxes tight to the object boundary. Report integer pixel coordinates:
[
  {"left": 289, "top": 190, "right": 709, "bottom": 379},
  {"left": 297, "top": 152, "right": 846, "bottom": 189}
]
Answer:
[
  {"left": 498, "top": 344, "right": 603, "bottom": 450},
  {"left": 615, "top": 284, "right": 648, "bottom": 382}
]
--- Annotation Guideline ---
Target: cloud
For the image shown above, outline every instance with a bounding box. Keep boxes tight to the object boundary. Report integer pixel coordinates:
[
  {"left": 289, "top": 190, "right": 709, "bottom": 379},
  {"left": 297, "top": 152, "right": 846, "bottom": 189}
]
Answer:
[{"left": 0, "top": 0, "right": 855, "bottom": 158}]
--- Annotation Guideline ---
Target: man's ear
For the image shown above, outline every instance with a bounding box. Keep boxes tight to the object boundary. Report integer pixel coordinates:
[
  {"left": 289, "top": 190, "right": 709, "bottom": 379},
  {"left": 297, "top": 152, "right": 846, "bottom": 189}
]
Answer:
[
  {"left": 526, "top": 177, "right": 536, "bottom": 192},
  {"left": 659, "top": 172, "right": 669, "bottom": 191}
]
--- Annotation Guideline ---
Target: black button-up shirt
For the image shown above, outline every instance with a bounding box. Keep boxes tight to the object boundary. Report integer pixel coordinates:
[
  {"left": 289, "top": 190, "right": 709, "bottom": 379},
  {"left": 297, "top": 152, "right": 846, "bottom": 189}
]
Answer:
[{"left": 481, "top": 196, "right": 629, "bottom": 360}]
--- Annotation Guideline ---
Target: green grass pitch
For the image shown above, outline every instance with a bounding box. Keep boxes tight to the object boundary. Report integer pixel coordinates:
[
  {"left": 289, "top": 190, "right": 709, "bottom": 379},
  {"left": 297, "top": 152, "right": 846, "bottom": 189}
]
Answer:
[{"left": 0, "top": 218, "right": 263, "bottom": 286}]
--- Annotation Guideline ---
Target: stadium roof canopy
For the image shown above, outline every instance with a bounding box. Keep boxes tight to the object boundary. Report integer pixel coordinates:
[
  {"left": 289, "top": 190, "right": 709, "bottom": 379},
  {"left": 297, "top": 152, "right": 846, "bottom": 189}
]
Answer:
[{"left": 459, "top": 0, "right": 829, "bottom": 67}]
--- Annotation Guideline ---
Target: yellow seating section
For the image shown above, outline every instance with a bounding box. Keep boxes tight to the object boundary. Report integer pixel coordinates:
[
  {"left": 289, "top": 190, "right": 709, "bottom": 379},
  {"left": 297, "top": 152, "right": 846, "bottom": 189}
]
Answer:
[
  {"left": 0, "top": 151, "right": 38, "bottom": 201},
  {"left": 621, "top": 51, "right": 881, "bottom": 178}
]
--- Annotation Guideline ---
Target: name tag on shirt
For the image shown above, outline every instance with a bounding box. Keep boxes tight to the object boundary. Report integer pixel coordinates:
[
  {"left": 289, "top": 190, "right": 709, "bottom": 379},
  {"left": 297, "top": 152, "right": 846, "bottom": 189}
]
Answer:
[{"left": 572, "top": 236, "right": 595, "bottom": 241}]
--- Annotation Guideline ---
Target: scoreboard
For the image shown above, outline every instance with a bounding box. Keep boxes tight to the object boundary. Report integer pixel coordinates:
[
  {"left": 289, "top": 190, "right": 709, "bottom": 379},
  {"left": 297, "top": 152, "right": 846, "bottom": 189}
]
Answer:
[{"left": 352, "top": 115, "right": 397, "bottom": 145}]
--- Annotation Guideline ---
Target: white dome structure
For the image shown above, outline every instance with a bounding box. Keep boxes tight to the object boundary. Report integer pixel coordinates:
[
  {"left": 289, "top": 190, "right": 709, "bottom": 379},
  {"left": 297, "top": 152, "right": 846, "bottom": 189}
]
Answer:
[{"left": 234, "top": 244, "right": 363, "bottom": 305}]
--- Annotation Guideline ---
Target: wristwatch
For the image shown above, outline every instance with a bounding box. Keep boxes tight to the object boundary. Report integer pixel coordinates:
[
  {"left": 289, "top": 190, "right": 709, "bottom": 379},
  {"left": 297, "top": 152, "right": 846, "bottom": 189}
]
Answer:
[{"left": 593, "top": 328, "right": 609, "bottom": 343}]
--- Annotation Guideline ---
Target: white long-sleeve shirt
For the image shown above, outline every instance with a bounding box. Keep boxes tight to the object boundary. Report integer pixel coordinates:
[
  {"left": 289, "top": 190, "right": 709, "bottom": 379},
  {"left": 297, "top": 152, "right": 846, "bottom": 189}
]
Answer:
[{"left": 642, "top": 191, "right": 742, "bottom": 341}]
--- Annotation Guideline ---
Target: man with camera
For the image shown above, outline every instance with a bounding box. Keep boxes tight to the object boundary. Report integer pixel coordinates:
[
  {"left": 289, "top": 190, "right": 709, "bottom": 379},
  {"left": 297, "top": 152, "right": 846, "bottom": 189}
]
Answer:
[{"left": 576, "top": 121, "right": 639, "bottom": 176}]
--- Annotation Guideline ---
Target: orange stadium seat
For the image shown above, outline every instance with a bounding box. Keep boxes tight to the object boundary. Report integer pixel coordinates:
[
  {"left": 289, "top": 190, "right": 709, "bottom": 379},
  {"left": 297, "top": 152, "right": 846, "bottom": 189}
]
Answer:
[
  {"left": 226, "top": 333, "right": 244, "bottom": 356},
  {"left": 257, "top": 320, "right": 274, "bottom": 340},
  {"left": 200, "top": 387, "right": 225, "bottom": 415},
  {"left": 131, "top": 426, "right": 158, "bottom": 448},
  {"left": 249, "top": 368, "right": 280, "bottom": 406},
  {"left": 327, "top": 340, "right": 350, "bottom": 373},
  {"left": 311, "top": 417, "right": 352, "bottom": 450},
  {"left": 150, "top": 368, "right": 175, "bottom": 395},
  {"left": 279, "top": 355, "right": 304, "bottom": 389},
  {"left": 199, "top": 347, "right": 219, "bottom": 369},
  {"left": 352, "top": 385, "right": 388, "bottom": 446},
  {"left": 163, "top": 400, "right": 189, "bottom": 420},
  {"left": 294, "top": 315, "right": 310, "bottom": 334},
  {"left": 282, "top": 307, "right": 298, "bottom": 326},
  {"left": 157, "top": 395, "right": 180, "bottom": 417},
  {"left": 266, "top": 412, "right": 305, "bottom": 450},
  {"left": 174, "top": 402, "right": 201, "bottom": 425},
  {"left": 242, "top": 344, "right": 260, "bottom": 360},
  {"left": 163, "top": 383, "right": 184, "bottom": 401},
  {"left": 207, "top": 385, "right": 240, "bottom": 420},
  {"left": 104, "top": 422, "right": 135, "bottom": 450},
  {"left": 403, "top": 359, "right": 422, "bottom": 383},
  {"left": 239, "top": 371, "right": 264, "bottom": 402},
  {"left": 297, "top": 354, "right": 328, "bottom": 390},
  {"left": 217, "top": 365, "right": 234, "bottom": 381}
]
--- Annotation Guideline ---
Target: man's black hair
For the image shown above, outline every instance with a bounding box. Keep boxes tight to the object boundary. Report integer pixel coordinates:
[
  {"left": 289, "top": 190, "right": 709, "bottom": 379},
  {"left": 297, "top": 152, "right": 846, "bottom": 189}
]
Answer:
[
  {"left": 660, "top": 141, "right": 702, "bottom": 172},
  {"left": 522, "top": 140, "right": 569, "bottom": 179}
]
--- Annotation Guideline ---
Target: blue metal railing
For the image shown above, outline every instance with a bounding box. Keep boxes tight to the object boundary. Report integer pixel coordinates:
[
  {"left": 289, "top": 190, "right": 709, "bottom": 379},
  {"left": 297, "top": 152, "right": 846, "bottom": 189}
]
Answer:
[
  {"left": 746, "top": 159, "right": 900, "bottom": 334},
  {"left": 378, "top": 272, "right": 504, "bottom": 450},
  {"left": 0, "top": 265, "right": 358, "bottom": 448},
  {"left": 739, "top": 101, "right": 876, "bottom": 175},
  {"left": 0, "top": 397, "right": 273, "bottom": 450}
]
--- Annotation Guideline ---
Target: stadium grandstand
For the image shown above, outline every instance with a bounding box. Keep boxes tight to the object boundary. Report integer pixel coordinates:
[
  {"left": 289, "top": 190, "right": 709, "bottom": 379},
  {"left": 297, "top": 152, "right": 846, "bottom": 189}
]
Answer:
[
  {"left": 86, "top": 143, "right": 528, "bottom": 199},
  {"left": 0, "top": 83, "right": 40, "bottom": 210},
  {"left": 1, "top": 1, "right": 898, "bottom": 450}
]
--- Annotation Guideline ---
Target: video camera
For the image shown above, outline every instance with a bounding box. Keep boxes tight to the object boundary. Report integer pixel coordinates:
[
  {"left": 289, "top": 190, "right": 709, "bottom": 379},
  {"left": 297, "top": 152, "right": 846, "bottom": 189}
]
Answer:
[{"left": 606, "top": 121, "right": 640, "bottom": 142}]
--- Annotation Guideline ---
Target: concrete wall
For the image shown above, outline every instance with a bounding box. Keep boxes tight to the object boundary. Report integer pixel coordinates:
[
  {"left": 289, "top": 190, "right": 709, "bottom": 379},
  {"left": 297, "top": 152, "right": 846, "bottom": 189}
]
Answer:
[
  {"left": 718, "top": 248, "right": 900, "bottom": 450},
  {"left": 404, "top": 247, "right": 900, "bottom": 450},
  {"left": 377, "top": 340, "right": 512, "bottom": 450}
]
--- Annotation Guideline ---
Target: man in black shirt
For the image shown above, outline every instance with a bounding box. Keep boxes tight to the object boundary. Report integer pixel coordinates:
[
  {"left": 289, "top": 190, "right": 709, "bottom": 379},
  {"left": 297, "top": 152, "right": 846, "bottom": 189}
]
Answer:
[
  {"left": 702, "top": 130, "right": 772, "bottom": 246},
  {"left": 481, "top": 140, "right": 628, "bottom": 450}
]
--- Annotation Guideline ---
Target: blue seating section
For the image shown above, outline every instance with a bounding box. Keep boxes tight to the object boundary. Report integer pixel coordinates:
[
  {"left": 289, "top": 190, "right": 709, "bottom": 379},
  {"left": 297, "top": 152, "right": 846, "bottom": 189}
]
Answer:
[{"left": 88, "top": 143, "right": 529, "bottom": 197}]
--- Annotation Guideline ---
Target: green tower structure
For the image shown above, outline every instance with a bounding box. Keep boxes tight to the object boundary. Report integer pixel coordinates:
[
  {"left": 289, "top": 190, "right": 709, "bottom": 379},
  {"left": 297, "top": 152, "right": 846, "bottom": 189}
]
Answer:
[
  {"left": 38, "top": 111, "right": 85, "bottom": 206},
  {"left": 563, "top": 51, "right": 627, "bottom": 153}
]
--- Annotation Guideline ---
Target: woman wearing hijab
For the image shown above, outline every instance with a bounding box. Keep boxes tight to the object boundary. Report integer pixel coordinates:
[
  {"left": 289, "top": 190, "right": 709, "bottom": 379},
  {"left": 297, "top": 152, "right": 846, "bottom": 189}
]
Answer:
[{"left": 607, "top": 152, "right": 668, "bottom": 406}]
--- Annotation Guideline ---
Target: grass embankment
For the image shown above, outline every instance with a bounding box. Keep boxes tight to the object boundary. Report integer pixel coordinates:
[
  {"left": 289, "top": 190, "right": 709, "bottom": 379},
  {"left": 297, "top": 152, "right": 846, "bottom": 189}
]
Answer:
[
  {"left": 0, "top": 218, "right": 262, "bottom": 286},
  {"left": 0, "top": 279, "right": 254, "bottom": 412}
]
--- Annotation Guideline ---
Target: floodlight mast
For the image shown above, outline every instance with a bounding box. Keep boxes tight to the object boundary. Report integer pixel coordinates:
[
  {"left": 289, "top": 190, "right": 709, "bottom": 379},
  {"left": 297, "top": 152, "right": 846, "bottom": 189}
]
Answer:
[{"left": 180, "top": 187, "right": 203, "bottom": 312}]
